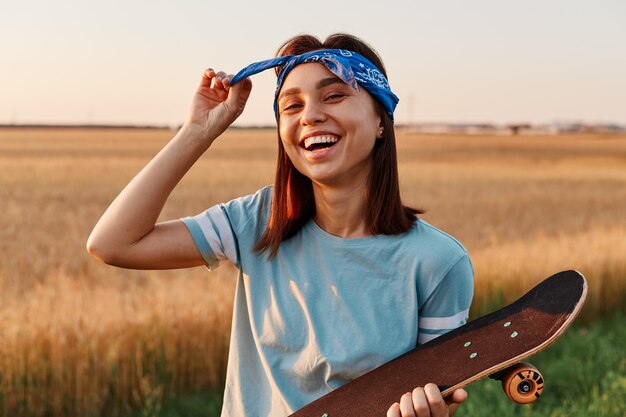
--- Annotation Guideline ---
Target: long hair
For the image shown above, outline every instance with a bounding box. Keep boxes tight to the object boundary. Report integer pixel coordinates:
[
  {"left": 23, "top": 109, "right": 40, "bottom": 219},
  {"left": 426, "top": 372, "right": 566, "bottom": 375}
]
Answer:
[{"left": 254, "top": 33, "right": 423, "bottom": 259}]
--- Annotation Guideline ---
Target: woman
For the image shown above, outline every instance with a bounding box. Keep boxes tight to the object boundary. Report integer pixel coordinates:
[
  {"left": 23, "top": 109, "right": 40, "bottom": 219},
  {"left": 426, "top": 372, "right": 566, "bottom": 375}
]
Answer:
[{"left": 87, "top": 33, "right": 473, "bottom": 417}]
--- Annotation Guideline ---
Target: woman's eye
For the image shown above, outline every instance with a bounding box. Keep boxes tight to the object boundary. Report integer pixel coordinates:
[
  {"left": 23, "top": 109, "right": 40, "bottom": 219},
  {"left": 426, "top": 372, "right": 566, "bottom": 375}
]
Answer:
[
  {"left": 325, "top": 93, "right": 345, "bottom": 101},
  {"left": 281, "top": 103, "right": 302, "bottom": 112}
]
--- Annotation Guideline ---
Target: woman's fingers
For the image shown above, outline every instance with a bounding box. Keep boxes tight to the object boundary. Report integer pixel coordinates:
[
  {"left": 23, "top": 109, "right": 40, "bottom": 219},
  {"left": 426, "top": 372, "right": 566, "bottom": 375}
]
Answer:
[
  {"left": 387, "top": 384, "right": 466, "bottom": 417},
  {"left": 210, "top": 71, "right": 228, "bottom": 89},
  {"left": 445, "top": 388, "right": 467, "bottom": 416},
  {"left": 423, "top": 384, "right": 446, "bottom": 416},
  {"left": 199, "top": 69, "right": 230, "bottom": 91},
  {"left": 400, "top": 391, "right": 419, "bottom": 416},
  {"left": 199, "top": 68, "right": 215, "bottom": 88},
  {"left": 410, "top": 388, "right": 433, "bottom": 417},
  {"left": 386, "top": 402, "right": 401, "bottom": 417},
  {"left": 225, "top": 76, "right": 252, "bottom": 116}
]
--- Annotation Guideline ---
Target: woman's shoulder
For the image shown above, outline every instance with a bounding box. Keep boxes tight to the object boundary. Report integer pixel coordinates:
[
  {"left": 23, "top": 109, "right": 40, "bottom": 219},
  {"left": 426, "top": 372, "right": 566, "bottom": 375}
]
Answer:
[
  {"left": 406, "top": 218, "right": 473, "bottom": 289},
  {"left": 221, "top": 185, "right": 272, "bottom": 211},
  {"left": 219, "top": 185, "right": 273, "bottom": 230},
  {"left": 405, "top": 217, "right": 469, "bottom": 260}
]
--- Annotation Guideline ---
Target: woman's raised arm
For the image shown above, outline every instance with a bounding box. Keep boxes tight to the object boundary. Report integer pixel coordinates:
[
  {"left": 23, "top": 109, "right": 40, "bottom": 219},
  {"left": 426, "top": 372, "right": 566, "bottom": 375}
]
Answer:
[{"left": 86, "top": 70, "right": 252, "bottom": 269}]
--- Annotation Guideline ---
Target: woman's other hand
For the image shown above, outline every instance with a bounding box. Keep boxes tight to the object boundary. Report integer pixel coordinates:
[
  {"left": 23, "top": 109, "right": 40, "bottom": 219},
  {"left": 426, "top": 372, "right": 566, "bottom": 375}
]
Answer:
[{"left": 386, "top": 385, "right": 467, "bottom": 417}]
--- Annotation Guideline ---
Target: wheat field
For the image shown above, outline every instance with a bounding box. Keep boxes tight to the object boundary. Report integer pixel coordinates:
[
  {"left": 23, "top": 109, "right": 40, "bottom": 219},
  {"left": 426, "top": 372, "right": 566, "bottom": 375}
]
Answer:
[{"left": 0, "top": 128, "right": 625, "bottom": 416}]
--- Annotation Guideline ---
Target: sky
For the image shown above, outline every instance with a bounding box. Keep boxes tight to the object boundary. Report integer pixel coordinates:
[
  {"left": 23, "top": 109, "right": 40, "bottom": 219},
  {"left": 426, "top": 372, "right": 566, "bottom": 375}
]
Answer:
[{"left": 2, "top": 0, "right": 625, "bottom": 127}]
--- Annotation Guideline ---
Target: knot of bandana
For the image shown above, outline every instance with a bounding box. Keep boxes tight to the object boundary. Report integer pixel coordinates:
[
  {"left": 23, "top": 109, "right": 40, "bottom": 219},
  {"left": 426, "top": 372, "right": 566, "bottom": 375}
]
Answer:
[{"left": 230, "top": 49, "right": 399, "bottom": 122}]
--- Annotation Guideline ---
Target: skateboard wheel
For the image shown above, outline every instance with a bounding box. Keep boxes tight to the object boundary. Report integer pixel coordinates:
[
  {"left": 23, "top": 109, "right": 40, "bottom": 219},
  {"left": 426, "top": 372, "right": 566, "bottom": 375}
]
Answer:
[{"left": 501, "top": 362, "right": 544, "bottom": 404}]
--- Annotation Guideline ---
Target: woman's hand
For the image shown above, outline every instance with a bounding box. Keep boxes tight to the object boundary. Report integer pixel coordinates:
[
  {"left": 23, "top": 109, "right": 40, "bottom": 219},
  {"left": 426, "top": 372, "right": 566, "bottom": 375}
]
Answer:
[
  {"left": 386, "top": 385, "right": 467, "bottom": 417},
  {"left": 186, "top": 68, "right": 253, "bottom": 141}
]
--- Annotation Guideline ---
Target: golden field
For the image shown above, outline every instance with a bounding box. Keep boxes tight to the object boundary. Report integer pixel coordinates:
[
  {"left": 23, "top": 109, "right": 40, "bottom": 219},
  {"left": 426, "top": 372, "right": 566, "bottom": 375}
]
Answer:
[{"left": 0, "top": 128, "right": 625, "bottom": 416}]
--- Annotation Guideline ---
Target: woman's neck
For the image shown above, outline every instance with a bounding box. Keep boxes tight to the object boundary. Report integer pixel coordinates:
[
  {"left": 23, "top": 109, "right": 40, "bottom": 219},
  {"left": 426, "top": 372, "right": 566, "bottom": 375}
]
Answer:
[{"left": 312, "top": 180, "right": 370, "bottom": 239}]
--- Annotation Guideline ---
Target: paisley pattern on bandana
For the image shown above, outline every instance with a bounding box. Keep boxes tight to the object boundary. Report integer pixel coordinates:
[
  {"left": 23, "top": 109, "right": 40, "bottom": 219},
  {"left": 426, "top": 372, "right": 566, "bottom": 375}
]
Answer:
[
  {"left": 230, "top": 49, "right": 399, "bottom": 122},
  {"left": 355, "top": 66, "right": 389, "bottom": 89}
]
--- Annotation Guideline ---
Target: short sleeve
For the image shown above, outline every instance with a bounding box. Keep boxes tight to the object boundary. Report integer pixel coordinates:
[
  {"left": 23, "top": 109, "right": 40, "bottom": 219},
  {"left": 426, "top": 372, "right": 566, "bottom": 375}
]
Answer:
[
  {"left": 182, "top": 205, "right": 238, "bottom": 270},
  {"left": 417, "top": 254, "right": 474, "bottom": 345}
]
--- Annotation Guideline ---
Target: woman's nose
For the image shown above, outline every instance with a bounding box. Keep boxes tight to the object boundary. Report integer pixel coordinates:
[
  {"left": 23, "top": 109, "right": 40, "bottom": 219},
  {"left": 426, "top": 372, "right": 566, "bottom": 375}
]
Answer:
[{"left": 300, "top": 101, "right": 327, "bottom": 126}]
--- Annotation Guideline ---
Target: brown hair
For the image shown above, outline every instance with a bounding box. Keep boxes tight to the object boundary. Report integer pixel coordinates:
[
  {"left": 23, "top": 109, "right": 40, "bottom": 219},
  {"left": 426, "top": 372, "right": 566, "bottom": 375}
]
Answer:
[{"left": 254, "top": 33, "right": 422, "bottom": 259}]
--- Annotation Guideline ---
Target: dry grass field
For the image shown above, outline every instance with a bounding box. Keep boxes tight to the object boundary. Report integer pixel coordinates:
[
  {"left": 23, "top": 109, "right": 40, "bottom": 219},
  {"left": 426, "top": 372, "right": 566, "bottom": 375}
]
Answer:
[{"left": 0, "top": 127, "right": 625, "bottom": 416}]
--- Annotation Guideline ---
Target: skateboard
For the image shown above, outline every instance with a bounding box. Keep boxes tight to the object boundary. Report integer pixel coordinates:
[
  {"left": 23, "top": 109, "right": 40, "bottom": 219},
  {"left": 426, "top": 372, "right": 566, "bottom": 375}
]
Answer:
[{"left": 290, "top": 270, "right": 587, "bottom": 417}]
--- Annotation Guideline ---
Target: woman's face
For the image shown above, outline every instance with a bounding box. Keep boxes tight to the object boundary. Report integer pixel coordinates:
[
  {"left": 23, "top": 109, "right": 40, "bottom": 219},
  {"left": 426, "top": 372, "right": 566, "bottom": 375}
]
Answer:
[{"left": 277, "top": 63, "right": 381, "bottom": 187}]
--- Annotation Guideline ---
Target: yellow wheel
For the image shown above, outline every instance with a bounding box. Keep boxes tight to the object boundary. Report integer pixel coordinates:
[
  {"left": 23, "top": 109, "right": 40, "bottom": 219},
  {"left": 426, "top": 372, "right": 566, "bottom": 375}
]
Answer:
[{"left": 501, "top": 362, "right": 544, "bottom": 404}]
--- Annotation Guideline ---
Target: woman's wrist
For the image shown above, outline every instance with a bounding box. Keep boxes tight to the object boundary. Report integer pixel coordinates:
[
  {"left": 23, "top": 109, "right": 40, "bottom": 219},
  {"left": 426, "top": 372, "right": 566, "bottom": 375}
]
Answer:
[{"left": 177, "top": 122, "right": 217, "bottom": 152}]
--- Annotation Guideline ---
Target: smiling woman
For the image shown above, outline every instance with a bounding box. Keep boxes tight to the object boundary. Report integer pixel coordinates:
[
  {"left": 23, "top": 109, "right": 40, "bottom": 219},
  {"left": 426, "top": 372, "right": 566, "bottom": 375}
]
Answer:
[
  {"left": 233, "top": 36, "right": 422, "bottom": 260},
  {"left": 275, "top": 63, "right": 383, "bottom": 237},
  {"left": 86, "top": 33, "right": 474, "bottom": 417}
]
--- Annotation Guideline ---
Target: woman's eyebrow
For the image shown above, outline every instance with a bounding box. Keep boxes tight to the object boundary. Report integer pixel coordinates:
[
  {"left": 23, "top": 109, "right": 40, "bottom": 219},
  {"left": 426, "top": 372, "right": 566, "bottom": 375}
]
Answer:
[
  {"left": 316, "top": 76, "right": 344, "bottom": 89},
  {"left": 278, "top": 76, "right": 346, "bottom": 101},
  {"left": 278, "top": 88, "right": 299, "bottom": 101}
]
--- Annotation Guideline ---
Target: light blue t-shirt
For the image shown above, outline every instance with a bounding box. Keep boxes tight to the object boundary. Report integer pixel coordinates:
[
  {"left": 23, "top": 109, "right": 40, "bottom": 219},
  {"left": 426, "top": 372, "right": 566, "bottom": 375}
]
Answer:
[{"left": 183, "top": 186, "right": 473, "bottom": 417}]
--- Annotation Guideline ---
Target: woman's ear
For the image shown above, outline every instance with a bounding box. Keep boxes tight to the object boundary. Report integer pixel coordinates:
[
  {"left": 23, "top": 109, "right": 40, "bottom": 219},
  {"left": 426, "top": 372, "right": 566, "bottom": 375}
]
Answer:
[{"left": 377, "top": 123, "right": 384, "bottom": 139}]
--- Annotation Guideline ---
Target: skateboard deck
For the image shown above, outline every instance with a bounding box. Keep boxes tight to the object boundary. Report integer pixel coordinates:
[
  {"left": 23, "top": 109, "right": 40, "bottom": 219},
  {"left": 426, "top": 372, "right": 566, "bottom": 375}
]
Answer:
[{"left": 290, "top": 270, "right": 587, "bottom": 417}]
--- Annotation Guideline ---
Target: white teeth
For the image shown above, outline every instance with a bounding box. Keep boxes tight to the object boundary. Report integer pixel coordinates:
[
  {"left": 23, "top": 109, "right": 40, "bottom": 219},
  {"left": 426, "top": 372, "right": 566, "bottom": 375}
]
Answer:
[{"left": 303, "top": 135, "right": 339, "bottom": 150}]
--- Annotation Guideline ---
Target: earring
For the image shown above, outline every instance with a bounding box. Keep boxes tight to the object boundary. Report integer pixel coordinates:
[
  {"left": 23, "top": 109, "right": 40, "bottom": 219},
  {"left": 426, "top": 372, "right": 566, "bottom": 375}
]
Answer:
[{"left": 377, "top": 128, "right": 384, "bottom": 138}]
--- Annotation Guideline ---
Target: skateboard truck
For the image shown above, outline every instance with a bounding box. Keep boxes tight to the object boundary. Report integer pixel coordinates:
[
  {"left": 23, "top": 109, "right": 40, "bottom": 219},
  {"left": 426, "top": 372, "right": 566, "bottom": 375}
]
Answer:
[
  {"left": 500, "top": 362, "right": 544, "bottom": 404},
  {"left": 490, "top": 362, "right": 544, "bottom": 404}
]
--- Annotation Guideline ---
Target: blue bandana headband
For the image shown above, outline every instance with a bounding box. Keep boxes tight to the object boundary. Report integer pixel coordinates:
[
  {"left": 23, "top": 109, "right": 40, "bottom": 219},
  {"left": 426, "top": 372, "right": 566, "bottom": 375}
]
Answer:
[{"left": 230, "top": 49, "right": 399, "bottom": 122}]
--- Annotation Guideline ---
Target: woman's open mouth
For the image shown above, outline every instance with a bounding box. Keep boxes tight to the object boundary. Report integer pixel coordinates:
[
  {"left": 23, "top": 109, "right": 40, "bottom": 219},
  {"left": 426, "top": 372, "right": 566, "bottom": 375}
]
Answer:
[{"left": 302, "top": 135, "right": 339, "bottom": 152}]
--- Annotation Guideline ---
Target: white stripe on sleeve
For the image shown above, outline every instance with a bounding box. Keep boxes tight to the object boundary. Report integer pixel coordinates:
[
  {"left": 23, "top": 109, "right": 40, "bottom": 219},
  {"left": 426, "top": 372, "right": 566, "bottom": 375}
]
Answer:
[
  {"left": 194, "top": 210, "right": 226, "bottom": 259},
  {"left": 418, "top": 309, "right": 470, "bottom": 330},
  {"left": 207, "top": 206, "right": 237, "bottom": 263}
]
